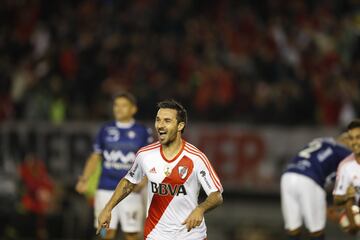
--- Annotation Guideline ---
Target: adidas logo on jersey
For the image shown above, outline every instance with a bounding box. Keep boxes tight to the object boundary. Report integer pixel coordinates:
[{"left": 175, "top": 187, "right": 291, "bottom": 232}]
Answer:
[
  {"left": 149, "top": 167, "right": 157, "bottom": 174},
  {"left": 151, "top": 182, "right": 187, "bottom": 196}
]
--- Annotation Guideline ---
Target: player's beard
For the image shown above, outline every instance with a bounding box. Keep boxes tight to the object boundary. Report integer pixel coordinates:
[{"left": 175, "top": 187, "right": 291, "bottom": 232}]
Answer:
[
  {"left": 158, "top": 131, "right": 177, "bottom": 146},
  {"left": 158, "top": 133, "right": 171, "bottom": 146}
]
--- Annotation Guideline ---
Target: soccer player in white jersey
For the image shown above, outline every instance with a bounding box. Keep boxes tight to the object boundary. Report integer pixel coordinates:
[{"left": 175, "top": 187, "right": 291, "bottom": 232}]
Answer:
[
  {"left": 97, "top": 99, "right": 223, "bottom": 240},
  {"left": 333, "top": 119, "right": 360, "bottom": 234},
  {"left": 76, "top": 92, "right": 152, "bottom": 240}
]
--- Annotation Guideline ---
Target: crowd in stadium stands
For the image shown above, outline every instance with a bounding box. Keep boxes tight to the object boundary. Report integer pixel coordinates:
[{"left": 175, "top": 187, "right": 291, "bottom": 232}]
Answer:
[{"left": 0, "top": 0, "right": 359, "bottom": 125}]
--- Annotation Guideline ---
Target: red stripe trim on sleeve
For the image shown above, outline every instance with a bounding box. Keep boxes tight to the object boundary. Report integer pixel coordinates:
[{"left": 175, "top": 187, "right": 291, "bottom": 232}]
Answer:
[
  {"left": 185, "top": 143, "right": 222, "bottom": 187},
  {"left": 184, "top": 145, "right": 222, "bottom": 190},
  {"left": 136, "top": 142, "right": 160, "bottom": 157},
  {"left": 184, "top": 146, "right": 222, "bottom": 191},
  {"left": 139, "top": 141, "right": 160, "bottom": 151}
]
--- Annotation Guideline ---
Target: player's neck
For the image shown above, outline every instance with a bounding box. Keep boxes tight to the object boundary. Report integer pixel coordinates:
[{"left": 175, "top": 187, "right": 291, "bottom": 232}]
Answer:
[
  {"left": 355, "top": 153, "right": 360, "bottom": 164},
  {"left": 161, "top": 136, "right": 183, "bottom": 160},
  {"left": 115, "top": 119, "right": 135, "bottom": 128}
]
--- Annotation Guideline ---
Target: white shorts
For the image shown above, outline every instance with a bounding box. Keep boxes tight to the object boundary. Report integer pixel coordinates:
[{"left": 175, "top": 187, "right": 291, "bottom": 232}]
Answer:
[
  {"left": 94, "top": 189, "right": 144, "bottom": 233},
  {"left": 281, "top": 172, "right": 326, "bottom": 232}
]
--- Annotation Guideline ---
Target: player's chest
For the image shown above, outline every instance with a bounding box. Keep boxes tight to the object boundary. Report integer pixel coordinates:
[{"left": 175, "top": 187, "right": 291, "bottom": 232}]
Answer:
[
  {"left": 350, "top": 169, "right": 360, "bottom": 187},
  {"left": 143, "top": 156, "right": 195, "bottom": 184},
  {"left": 103, "top": 128, "right": 142, "bottom": 150}
]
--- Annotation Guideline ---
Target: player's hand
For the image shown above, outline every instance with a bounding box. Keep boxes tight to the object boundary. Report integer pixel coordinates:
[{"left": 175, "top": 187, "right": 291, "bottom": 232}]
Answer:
[
  {"left": 75, "top": 176, "right": 88, "bottom": 194},
  {"left": 182, "top": 206, "right": 204, "bottom": 232},
  {"left": 96, "top": 208, "right": 111, "bottom": 235}
]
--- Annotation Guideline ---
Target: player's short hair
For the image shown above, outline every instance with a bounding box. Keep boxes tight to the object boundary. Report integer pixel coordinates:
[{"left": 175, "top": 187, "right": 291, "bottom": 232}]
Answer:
[
  {"left": 113, "top": 91, "right": 137, "bottom": 105},
  {"left": 347, "top": 119, "right": 360, "bottom": 130},
  {"left": 157, "top": 99, "right": 187, "bottom": 133}
]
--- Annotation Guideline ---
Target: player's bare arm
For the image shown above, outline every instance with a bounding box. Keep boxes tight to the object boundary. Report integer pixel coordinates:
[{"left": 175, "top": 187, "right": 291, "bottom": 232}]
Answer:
[
  {"left": 75, "top": 152, "right": 101, "bottom": 194},
  {"left": 182, "top": 191, "right": 223, "bottom": 231},
  {"left": 334, "top": 185, "right": 356, "bottom": 205},
  {"left": 334, "top": 186, "right": 358, "bottom": 234},
  {"left": 334, "top": 195, "right": 349, "bottom": 205},
  {"left": 132, "top": 176, "right": 147, "bottom": 193},
  {"left": 96, "top": 178, "right": 136, "bottom": 234},
  {"left": 344, "top": 197, "right": 358, "bottom": 234}
]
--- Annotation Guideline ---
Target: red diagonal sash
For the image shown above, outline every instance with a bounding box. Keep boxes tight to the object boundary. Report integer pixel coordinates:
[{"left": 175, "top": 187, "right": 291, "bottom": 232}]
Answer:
[{"left": 144, "top": 156, "right": 194, "bottom": 238}]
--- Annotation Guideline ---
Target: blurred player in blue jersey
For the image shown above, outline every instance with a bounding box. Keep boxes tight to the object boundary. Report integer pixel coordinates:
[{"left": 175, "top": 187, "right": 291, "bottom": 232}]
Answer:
[
  {"left": 76, "top": 92, "right": 153, "bottom": 240},
  {"left": 281, "top": 133, "right": 352, "bottom": 240}
]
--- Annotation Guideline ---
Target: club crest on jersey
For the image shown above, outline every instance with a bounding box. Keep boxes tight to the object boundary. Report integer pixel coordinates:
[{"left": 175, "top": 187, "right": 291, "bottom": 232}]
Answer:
[
  {"left": 178, "top": 166, "right": 188, "bottom": 179},
  {"left": 106, "top": 127, "right": 120, "bottom": 142},
  {"left": 127, "top": 130, "right": 136, "bottom": 139}
]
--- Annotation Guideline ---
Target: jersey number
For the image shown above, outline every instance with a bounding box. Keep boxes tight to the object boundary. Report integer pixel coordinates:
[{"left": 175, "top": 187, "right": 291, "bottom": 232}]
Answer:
[{"left": 298, "top": 140, "right": 322, "bottom": 159}]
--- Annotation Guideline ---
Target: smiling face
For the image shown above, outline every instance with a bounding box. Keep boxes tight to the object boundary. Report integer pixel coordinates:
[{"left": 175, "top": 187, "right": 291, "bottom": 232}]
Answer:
[
  {"left": 155, "top": 108, "right": 184, "bottom": 146},
  {"left": 113, "top": 97, "right": 137, "bottom": 122},
  {"left": 348, "top": 127, "right": 360, "bottom": 157}
]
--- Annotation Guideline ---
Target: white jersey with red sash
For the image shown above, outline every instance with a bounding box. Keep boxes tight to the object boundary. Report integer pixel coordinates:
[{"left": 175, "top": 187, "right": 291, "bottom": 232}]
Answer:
[
  {"left": 125, "top": 140, "right": 223, "bottom": 240},
  {"left": 333, "top": 153, "right": 360, "bottom": 205}
]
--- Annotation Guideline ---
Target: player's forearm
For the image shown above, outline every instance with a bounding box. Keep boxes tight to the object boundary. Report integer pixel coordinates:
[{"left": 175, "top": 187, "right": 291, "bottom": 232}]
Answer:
[
  {"left": 80, "top": 153, "right": 101, "bottom": 180},
  {"left": 344, "top": 197, "right": 358, "bottom": 233},
  {"left": 197, "top": 191, "right": 223, "bottom": 213},
  {"left": 334, "top": 195, "right": 349, "bottom": 205},
  {"left": 334, "top": 186, "right": 356, "bottom": 206},
  {"left": 132, "top": 176, "right": 147, "bottom": 192},
  {"left": 104, "top": 178, "right": 136, "bottom": 210}
]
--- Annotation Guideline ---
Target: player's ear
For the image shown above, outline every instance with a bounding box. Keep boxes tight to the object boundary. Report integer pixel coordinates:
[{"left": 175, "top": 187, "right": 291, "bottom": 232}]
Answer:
[
  {"left": 178, "top": 122, "right": 185, "bottom": 132},
  {"left": 132, "top": 105, "right": 138, "bottom": 115}
]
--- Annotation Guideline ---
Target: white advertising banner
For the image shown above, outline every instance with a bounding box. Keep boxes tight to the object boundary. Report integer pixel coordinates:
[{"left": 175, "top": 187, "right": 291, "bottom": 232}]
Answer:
[
  {"left": 184, "top": 124, "right": 339, "bottom": 192},
  {"left": 0, "top": 122, "right": 340, "bottom": 192}
]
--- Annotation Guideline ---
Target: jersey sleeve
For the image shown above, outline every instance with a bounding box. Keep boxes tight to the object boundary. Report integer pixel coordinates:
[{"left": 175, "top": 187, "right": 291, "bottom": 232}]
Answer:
[
  {"left": 196, "top": 155, "right": 223, "bottom": 195},
  {"left": 93, "top": 126, "right": 104, "bottom": 153},
  {"left": 334, "top": 145, "right": 352, "bottom": 160},
  {"left": 125, "top": 153, "right": 144, "bottom": 184},
  {"left": 333, "top": 163, "right": 351, "bottom": 196}
]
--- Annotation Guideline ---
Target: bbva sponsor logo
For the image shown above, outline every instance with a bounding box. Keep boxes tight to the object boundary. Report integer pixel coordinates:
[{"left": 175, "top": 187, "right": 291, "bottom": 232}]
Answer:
[{"left": 151, "top": 182, "right": 187, "bottom": 196}]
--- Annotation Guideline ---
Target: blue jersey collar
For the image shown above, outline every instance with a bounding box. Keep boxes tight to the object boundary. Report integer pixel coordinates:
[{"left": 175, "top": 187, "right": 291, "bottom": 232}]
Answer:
[{"left": 115, "top": 119, "right": 135, "bottom": 129}]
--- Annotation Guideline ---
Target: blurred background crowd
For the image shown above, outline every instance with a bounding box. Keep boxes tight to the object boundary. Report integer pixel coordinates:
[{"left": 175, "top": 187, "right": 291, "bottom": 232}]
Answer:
[
  {"left": 1, "top": 0, "right": 360, "bottom": 239},
  {"left": 0, "top": 0, "right": 359, "bottom": 125}
]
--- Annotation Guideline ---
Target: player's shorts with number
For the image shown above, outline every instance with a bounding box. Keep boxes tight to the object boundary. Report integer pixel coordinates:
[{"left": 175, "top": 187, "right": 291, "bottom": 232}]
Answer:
[{"left": 95, "top": 190, "right": 144, "bottom": 232}]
